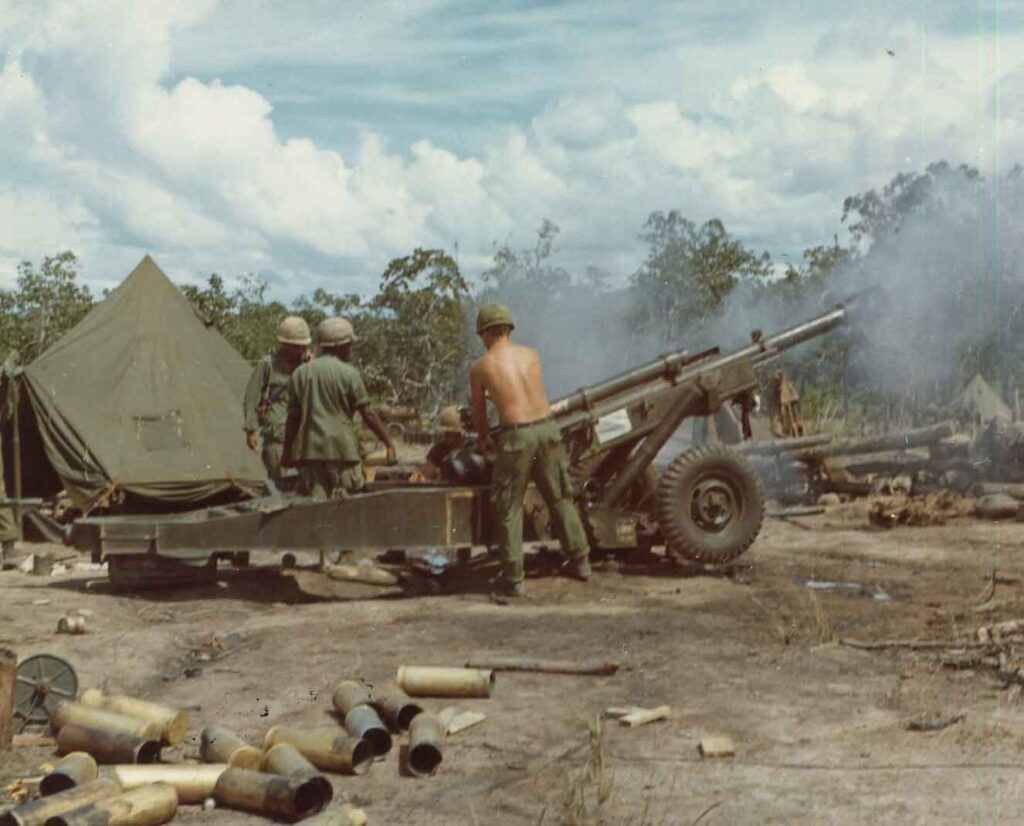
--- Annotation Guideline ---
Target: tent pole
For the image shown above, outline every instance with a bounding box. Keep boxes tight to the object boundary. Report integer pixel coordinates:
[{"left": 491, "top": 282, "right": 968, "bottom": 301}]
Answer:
[{"left": 12, "top": 379, "right": 22, "bottom": 541}]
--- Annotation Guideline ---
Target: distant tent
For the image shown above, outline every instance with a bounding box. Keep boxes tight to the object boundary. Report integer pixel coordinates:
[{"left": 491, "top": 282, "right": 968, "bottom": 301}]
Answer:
[
  {"left": 952, "top": 374, "right": 1012, "bottom": 424},
  {"left": 8, "top": 255, "right": 265, "bottom": 509}
]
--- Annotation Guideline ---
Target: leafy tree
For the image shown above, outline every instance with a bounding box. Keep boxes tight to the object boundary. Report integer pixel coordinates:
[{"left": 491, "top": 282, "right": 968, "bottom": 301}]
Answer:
[
  {"left": 181, "top": 274, "right": 289, "bottom": 362},
  {"left": 0, "top": 252, "right": 93, "bottom": 362},
  {"left": 368, "top": 248, "right": 470, "bottom": 412},
  {"left": 631, "top": 212, "right": 772, "bottom": 346}
]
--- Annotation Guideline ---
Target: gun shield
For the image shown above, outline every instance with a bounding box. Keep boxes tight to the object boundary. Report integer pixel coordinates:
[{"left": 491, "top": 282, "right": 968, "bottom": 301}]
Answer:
[
  {"left": 39, "top": 753, "right": 98, "bottom": 796},
  {"left": 263, "top": 726, "right": 373, "bottom": 775},
  {"left": 198, "top": 725, "right": 262, "bottom": 770},
  {"left": 56, "top": 724, "right": 161, "bottom": 765},
  {"left": 79, "top": 689, "right": 189, "bottom": 746}
]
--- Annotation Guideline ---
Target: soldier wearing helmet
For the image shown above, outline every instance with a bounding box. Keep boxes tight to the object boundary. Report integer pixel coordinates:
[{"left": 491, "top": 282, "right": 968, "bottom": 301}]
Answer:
[
  {"left": 470, "top": 303, "right": 591, "bottom": 597},
  {"left": 411, "top": 405, "right": 469, "bottom": 483},
  {"left": 282, "top": 317, "right": 397, "bottom": 499},
  {"left": 243, "top": 315, "right": 312, "bottom": 483}
]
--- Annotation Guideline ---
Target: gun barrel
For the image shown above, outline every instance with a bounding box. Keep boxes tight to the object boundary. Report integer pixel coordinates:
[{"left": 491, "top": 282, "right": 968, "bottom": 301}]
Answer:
[
  {"left": 549, "top": 347, "right": 718, "bottom": 420},
  {"left": 554, "top": 305, "right": 848, "bottom": 431}
]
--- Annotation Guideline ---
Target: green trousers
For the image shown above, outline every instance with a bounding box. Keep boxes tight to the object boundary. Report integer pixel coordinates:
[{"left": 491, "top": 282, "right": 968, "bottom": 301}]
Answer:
[
  {"left": 262, "top": 440, "right": 284, "bottom": 482},
  {"left": 491, "top": 418, "right": 590, "bottom": 585},
  {"left": 299, "top": 460, "right": 365, "bottom": 500}
]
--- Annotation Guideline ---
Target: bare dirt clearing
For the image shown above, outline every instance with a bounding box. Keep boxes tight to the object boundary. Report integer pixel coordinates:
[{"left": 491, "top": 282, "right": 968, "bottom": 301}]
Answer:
[{"left": 4, "top": 511, "right": 1024, "bottom": 824}]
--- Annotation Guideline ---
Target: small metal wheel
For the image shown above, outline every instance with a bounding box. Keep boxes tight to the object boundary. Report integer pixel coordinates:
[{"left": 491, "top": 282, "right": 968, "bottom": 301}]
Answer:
[{"left": 14, "top": 653, "right": 78, "bottom": 727}]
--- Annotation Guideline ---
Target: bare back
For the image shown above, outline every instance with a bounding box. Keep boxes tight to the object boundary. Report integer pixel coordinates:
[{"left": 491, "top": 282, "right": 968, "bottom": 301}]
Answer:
[{"left": 471, "top": 339, "right": 551, "bottom": 426}]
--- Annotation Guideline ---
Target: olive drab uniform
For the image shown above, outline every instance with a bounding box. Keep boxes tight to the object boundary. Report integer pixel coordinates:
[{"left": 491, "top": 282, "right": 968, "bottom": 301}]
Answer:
[
  {"left": 243, "top": 352, "right": 297, "bottom": 481},
  {"left": 285, "top": 355, "right": 370, "bottom": 499},
  {"left": 492, "top": 418, "right": 589, "bottom": 585}
]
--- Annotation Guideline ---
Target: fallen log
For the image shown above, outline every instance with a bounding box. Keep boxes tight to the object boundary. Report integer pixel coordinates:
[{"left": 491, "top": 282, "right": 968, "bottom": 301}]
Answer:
[
  {"left": 463, "top": 657, "right": 620, "bottom": 676},
  {"left": 794, "top": 421, "right": 956, "bottom": 462}
]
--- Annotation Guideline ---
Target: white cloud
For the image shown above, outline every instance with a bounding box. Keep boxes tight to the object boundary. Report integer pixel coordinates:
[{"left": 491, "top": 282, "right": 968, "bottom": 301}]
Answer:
[{"left": 0, "top": 0, "right": 1020, "bottom": 298}]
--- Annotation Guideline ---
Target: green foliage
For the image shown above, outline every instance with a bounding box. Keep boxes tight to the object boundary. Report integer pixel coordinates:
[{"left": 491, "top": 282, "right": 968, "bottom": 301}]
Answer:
[
  {"left": 631, "top": 212, "right": 772, "bottom": 345},
  {"left": 366, "top": 248, "right": 471, "bottom": 411},
  {"left": 182, "top": 249, "right": 469, "bottom": 413},
  {"left": 180, "top": 273, "right": 289, "bottom": 362},
  {"left": 0, "top": 251, "right": 93, "bottom": 363}
]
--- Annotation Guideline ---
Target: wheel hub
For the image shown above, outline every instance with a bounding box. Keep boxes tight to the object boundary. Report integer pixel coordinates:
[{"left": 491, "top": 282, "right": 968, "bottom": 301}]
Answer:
[
  {"left": 14, "top": 653, "right": 78, "bottom": 728},
  {"left": 690, "top": 478, "right": 738, "bottom": 532}
]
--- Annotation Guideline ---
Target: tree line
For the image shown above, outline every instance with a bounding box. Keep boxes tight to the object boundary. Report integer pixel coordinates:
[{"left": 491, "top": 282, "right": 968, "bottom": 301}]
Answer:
[{"left": 5, "top": 160, "right": 1022, "bottom": 426}]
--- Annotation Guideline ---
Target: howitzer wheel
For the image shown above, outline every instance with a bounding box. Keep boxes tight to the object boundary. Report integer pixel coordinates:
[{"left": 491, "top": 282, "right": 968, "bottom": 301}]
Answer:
[
  {"left": 14, "top": 653, "right": 78, "bottom": 726},
  {"left": 655, "top": 444, "right": 764, "bottom": 564}
]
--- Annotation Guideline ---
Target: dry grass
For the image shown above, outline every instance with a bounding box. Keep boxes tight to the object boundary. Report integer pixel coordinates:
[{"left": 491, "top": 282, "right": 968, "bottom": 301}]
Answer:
[
  {"left": 561, "top": 715, "right": 613, "bottom": 825},
  {"left": 807, "top": 590, "right": 835, "bottom": 644}
]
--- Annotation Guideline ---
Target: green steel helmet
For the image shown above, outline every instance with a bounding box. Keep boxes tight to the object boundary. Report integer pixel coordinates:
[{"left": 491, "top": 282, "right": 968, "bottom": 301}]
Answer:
[
  {"left": 476, "top": 303, "right": 515, "bottom": 334},
  {"left": 437, "top": 405, "right": 462, "bottom": 434},
  {"left": 276, "top": 316, "right": 312, "bottom": 346},
  {"left": 318, "top": 317, "right": 358, "bottom": 346}
]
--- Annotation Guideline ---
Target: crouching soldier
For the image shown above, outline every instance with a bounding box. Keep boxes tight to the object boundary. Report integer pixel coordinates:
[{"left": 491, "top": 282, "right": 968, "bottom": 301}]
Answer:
[
  {"left": 283, "top": 317, "right": 397, "bottom": 499},
  {"left": 411, "top": 406, "right": 469, "bottom": 483}
]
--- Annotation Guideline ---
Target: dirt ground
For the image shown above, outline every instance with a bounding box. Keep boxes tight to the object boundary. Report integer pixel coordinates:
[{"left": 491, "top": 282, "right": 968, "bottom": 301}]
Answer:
[{"left": 4, "top": 505, "right": 1024, "bottom": 824}]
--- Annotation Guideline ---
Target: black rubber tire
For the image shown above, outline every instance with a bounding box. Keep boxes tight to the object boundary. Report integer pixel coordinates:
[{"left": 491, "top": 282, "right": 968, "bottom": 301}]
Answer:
[{"left": 655, "top": 443, "right": 764, "bottom": 564}]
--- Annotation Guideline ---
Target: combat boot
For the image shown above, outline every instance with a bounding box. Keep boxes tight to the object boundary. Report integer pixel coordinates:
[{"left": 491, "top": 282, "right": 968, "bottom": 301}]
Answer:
[{"left": 562, "top": 555, "right": 591, "bottom": 581}]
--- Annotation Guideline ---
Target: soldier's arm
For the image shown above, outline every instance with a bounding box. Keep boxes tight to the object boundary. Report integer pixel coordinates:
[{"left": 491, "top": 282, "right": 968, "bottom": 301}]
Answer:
[
  {"left": 470, "top": 361, "right": 494, "bottom": 453},
  {"left": 350, "top": 370, "right": 396, "bottom": 462},
  {"left": 281, "top": 376, "right": 299, "bottom": 468},
  {"left": 360, "top": 407, "right": 396, "bottom": 458},
  {"left": 242, "top": 359, "right": 268, "bottom": 433}
]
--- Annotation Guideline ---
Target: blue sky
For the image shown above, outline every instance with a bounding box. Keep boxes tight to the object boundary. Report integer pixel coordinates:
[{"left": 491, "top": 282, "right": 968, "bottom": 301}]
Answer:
[{"left": 0, "top": 0, "right": 1019, "bottom": 297}]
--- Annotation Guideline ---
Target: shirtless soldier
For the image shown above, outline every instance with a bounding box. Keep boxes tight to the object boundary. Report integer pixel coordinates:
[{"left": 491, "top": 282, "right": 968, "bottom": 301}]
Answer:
[{"left": 470, "top": 303, "right": 591, "bottom": 596}]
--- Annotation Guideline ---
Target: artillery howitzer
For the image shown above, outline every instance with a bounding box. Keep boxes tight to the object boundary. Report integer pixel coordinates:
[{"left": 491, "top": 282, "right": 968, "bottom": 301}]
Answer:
[{"left": 69, "top": 303, "right": 854, "bottom": 588}]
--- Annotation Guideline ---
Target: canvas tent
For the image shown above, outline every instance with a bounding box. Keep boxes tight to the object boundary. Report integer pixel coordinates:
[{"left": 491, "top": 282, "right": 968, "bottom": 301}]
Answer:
[
  {"left": 9, "top": 255, "right": 265, "bottom": 509},
  {"left": 951, "top": 374, "right": 1012, "bottom": 425}
]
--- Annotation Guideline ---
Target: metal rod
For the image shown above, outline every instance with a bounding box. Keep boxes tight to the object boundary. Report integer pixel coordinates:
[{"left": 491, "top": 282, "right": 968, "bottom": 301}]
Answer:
[
  {"left": 12, "top": 378, "right": 21, "bottom": 542},
  {"left": 599, "top": 386, "right": 704, "bottom": 507}
]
